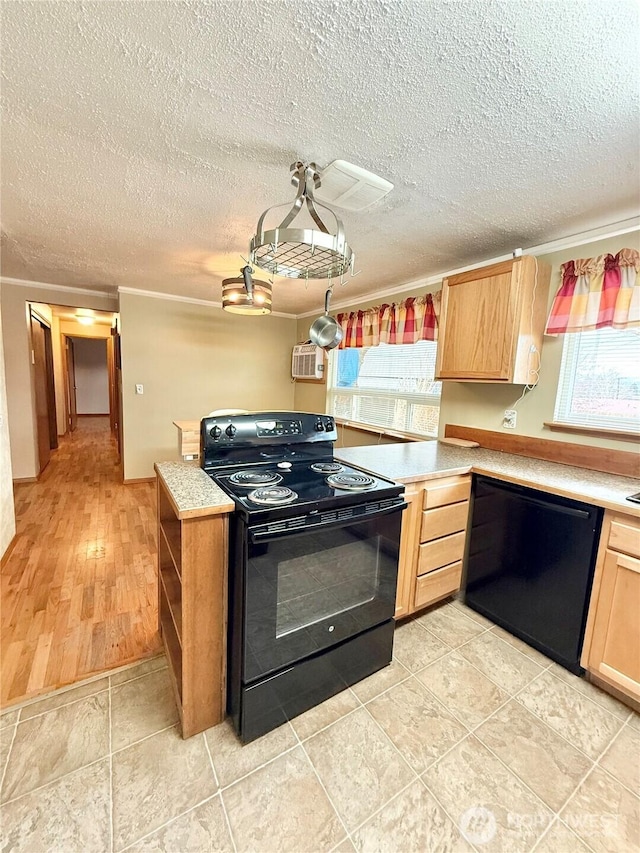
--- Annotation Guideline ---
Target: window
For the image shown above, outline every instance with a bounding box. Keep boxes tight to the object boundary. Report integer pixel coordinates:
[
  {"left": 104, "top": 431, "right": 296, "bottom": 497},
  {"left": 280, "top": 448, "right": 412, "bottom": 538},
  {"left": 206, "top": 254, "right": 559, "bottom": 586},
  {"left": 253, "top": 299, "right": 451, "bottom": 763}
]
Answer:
[
  {"left": 554, "top": 327, "right": 640, "bottom": 433},
  {"left": 327, "top": 341, "right": 441, "bottom": 437}
]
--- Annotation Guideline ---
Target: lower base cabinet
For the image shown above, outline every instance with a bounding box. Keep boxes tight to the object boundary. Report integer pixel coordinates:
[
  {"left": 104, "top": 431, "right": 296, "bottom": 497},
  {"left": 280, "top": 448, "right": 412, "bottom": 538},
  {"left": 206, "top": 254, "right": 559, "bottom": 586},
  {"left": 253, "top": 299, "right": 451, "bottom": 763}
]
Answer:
[
  {"left": 395, "top": 474, "right": 470, "bottom": 619},
  {"left": 582, "top": 510, "right": 640, "bottom": 703}
]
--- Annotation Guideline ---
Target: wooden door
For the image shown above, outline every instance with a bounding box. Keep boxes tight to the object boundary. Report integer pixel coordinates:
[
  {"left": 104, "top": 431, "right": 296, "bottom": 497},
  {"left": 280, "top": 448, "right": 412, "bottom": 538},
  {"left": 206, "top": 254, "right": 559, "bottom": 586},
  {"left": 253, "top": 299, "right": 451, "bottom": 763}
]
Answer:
[
  {"left": 113, "top": 330, "right": 122, "bottom": 460},
  {"left": 30, "top": 313, "right": 51, "bottom": 473},
  {"left": 436, "top": 260, "right": 518, "bottom": 380},
  {"left": 65, "top": 337, "right": 78, "bottom": 432},
  {"left": 107, "top": 334, "right": 116, "bottom": 435},
  {"left": 43, "top": 323, "right": 58, "bottom": 450}
]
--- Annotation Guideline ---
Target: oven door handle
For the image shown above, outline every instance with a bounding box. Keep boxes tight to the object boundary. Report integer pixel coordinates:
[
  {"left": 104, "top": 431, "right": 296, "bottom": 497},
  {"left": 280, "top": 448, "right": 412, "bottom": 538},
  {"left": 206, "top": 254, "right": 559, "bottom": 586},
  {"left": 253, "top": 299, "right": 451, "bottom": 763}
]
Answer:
[{"left": 248, "top": 500, "right": 407, "bottom": 543}]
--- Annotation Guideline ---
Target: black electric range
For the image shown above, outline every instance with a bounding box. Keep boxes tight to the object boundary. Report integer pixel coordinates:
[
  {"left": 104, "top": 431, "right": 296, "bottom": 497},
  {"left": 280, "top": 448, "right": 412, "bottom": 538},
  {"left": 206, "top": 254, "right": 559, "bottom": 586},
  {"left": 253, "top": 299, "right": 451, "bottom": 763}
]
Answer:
[{"left": 200, "top": 411, "right": 406, "bottom": 742}]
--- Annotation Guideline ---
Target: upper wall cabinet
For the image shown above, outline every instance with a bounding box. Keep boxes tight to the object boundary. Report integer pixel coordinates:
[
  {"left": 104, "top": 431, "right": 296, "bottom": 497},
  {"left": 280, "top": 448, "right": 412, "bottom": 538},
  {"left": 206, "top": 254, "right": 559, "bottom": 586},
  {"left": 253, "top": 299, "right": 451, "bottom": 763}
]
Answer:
[{"left": 435, "top": 255, "right": 551, "bottom": 383}]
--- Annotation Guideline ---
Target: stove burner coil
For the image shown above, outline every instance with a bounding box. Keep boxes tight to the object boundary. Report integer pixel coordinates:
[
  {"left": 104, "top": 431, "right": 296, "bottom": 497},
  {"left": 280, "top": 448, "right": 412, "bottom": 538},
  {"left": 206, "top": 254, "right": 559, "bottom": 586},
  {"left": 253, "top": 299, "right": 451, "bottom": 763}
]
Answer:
[
  {"left": 326, "top": 472, "right": 375, "bottom": 491},
  {"left": 229, "top": 470, "right": 283, "bottom": 488},
  {"left": 310, "top": 462, "right": 344, "bottom": 474},
  {"left": 247, "top": 486, "right": 298, "bottom": 505}
]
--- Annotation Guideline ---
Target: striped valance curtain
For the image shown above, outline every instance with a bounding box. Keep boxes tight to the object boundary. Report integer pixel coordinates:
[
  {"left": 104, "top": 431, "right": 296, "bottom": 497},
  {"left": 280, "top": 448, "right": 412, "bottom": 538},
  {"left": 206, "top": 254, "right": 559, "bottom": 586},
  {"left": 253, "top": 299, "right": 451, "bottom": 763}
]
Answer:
[
  {"left": 335, "top": 292, "right": 440, "bottom": 349},
  {"left": 545, "top": 248, "right": 640, "bottom": 334}
]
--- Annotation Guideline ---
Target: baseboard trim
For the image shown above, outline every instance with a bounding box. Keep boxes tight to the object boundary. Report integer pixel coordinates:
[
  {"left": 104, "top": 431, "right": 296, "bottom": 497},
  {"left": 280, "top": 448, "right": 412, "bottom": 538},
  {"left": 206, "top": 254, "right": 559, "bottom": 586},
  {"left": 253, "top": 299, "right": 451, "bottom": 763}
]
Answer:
[
  {"left": 444, "top": 424, "right": 640, "bottom": 478},
  {"left": 123, "top": 477, "right": 155, "bottom": 485},
  {"left": 13, "top": 477, "right": 38, "bottom": 484},
  {"left": 1, "top": 534, "right": 18, "bottom": 567}
]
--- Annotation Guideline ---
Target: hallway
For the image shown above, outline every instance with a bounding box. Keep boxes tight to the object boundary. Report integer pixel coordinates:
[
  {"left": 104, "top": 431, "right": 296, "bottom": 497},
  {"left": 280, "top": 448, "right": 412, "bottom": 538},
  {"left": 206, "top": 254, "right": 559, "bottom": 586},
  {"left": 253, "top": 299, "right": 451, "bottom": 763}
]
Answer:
[{"left": 1, "top": 417, "right": 161, "bottom": 707}]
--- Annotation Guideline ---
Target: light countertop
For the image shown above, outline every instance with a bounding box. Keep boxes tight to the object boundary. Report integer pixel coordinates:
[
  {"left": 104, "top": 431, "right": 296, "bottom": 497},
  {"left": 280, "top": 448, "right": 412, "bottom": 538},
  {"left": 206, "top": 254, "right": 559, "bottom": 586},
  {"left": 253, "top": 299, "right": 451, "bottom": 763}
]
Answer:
[
  {"left": 155, "top": 461, "right": 234, "bottom": 519},
  {"left": 335, "top": 441, "right": 640, "bottom": 517}
]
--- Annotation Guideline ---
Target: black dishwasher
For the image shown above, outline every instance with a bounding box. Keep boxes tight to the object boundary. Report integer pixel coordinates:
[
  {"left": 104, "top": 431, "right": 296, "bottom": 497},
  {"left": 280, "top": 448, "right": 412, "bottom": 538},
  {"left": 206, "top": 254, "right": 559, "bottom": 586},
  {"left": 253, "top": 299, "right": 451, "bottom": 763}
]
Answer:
[{"left": 463, "top": 475, "right": 603, "bottom": 674}]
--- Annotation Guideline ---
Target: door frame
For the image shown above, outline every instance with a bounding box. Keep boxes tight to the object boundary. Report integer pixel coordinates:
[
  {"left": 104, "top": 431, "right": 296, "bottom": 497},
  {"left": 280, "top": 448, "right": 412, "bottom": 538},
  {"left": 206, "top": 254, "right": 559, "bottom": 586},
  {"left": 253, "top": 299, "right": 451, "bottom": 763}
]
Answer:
[
  {"left": 29, "top": 307, "right": 58, "bottom": 475},
  {"left": 62, "top": 334, "right": 78, "bottom": 432}
]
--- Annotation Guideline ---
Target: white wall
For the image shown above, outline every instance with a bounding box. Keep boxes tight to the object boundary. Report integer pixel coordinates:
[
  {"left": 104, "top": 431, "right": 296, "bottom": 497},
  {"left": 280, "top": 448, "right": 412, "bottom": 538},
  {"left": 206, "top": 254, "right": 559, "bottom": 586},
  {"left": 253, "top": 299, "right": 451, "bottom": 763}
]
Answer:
[
  {"left": 72, "top": 337, "right": 109, "bottom": 414},
  {"left": 0, "top": 302, "right": 16, "bottom": 558}
]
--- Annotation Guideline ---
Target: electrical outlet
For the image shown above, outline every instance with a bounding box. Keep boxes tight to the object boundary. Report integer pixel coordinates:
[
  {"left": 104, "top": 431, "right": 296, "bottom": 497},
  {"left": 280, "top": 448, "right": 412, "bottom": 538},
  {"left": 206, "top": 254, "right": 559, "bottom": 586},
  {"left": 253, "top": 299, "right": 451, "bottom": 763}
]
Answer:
[
  {"left": 503, "top": 409, "right": 517, "bottom": 429},
  {"left": 135, "top": 384, "right": 144, "bottom": 395}
]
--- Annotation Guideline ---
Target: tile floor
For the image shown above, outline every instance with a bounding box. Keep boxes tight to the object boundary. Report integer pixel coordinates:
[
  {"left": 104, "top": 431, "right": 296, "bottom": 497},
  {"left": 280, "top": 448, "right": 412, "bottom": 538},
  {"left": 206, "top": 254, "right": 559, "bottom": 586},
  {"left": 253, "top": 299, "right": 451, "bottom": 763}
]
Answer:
[{"left": 1, "top": 600, "right": 638, "bottom": 853}]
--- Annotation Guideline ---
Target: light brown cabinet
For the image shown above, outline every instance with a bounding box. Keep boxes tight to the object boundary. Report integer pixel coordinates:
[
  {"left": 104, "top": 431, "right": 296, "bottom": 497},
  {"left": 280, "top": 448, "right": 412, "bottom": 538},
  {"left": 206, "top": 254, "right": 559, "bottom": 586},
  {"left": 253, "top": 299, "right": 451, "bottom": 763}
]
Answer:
[
  {"left": 395, "top": 474, "right": 471, "bottom": 618},
  {"left": 582, "top": 511, "right": 640, "bottom": 703},
  {"left": 157, "top": 477, "right": 228, "bottom": 737},
  {"left": 435, "top": 255, "right": 551, "bottom": 383}
]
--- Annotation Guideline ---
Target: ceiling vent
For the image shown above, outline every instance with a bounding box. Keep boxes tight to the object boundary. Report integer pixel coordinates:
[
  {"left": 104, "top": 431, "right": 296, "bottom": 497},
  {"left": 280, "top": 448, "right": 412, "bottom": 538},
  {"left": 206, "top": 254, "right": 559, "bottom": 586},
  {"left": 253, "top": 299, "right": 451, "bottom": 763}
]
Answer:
[{"left": 314, "top": 160, "right": 393, "bottom": 211}]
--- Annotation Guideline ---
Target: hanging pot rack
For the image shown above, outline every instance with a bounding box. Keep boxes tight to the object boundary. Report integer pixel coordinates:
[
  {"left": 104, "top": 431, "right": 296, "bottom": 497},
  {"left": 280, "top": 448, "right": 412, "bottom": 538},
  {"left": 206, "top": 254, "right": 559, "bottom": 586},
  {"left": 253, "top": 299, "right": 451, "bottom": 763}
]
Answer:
[{"left": 249, "top": 161, "right": 355, "bottom": 281}]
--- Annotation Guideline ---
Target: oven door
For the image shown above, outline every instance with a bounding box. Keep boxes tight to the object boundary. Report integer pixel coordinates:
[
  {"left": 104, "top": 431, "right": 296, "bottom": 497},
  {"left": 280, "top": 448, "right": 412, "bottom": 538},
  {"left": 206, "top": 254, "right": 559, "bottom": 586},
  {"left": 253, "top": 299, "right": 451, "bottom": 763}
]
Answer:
[{"left": 242, "top": 503, "right": 404, "bottom": 684}]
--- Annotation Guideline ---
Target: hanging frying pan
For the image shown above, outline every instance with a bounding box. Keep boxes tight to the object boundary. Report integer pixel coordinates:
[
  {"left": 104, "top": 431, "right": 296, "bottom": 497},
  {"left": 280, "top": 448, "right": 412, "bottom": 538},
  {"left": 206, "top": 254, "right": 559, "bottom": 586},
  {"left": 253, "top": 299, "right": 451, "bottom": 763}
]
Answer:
[{"left": 309, "top": 288, "right": 343, "bottom": 350}]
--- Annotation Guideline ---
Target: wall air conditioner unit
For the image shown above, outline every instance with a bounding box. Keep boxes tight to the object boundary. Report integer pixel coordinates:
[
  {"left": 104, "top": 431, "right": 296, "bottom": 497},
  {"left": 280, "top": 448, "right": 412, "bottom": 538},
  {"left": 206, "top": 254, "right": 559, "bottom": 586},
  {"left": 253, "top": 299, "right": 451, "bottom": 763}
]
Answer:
[{"left": 292, "top": 343, "right": 325, "bottom": 380}]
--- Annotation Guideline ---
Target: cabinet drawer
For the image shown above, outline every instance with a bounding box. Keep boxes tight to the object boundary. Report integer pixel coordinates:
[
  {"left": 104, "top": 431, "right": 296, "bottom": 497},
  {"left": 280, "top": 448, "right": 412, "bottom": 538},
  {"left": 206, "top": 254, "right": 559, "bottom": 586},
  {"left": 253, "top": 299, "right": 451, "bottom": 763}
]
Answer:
[
  {"left": 420, "top": 501, "right": 468, "bottom": 543},
  {"left": 418, "top": 531, "right": 465, "bottom": 576},
  {"left": 609, "top": 519, "right": 640, "bottom": 559},
  {"left": 423, "top": 479, "right": 470, "bottom": 510},
  {"left": 414, "top": 562, "right": 463, "bottom": 609}
]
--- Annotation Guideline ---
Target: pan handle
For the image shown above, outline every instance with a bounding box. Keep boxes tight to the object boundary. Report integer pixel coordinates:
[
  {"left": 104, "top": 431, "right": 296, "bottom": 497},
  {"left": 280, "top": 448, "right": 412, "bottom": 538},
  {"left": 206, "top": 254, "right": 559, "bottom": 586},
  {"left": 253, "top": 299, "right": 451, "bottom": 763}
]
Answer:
[{"left": 324, "top": 288, "right": 331, "bottom": 315}]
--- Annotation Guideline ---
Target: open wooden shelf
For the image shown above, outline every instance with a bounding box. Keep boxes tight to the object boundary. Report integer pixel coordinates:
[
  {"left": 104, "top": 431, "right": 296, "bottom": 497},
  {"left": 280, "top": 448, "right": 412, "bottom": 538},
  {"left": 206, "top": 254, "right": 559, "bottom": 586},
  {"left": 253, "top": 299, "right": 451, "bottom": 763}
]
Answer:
[{"left": 156, "top": 476, "right": 229, "bottom": 737}]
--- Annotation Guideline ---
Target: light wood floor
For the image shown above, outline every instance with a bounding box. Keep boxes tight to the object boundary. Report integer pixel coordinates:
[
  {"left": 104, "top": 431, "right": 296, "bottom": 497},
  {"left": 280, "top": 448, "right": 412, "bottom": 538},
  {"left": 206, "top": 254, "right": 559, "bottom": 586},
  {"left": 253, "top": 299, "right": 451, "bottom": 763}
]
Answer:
[{"left": 1, "top": 417, "right": 161, "bottom": 708}]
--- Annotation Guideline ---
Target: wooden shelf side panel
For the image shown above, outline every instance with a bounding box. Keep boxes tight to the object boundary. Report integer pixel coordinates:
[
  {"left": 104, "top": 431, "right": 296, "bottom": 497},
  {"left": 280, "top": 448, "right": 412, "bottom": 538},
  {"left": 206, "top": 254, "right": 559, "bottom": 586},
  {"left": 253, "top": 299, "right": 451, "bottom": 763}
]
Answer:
[{"left": 180, "top": 514, "right": 228, "bottom": 737}]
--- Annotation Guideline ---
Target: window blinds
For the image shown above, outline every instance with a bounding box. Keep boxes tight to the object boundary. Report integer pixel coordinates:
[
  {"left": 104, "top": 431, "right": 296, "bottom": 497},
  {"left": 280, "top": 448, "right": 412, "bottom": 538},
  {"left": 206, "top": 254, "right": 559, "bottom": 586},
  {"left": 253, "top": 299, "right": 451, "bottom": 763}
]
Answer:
[{"left": 554, "top": 327, "right": 640, "bottom": 432}]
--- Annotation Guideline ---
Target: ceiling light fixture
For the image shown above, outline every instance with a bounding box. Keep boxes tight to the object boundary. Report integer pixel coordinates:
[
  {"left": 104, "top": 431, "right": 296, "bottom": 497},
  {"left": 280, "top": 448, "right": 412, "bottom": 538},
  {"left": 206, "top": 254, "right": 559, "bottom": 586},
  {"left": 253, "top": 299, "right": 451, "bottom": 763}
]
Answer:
[
  {"left": 222, "top": 266, "right": 273, "bottom": 315},
  {"left": 76, "top": 313, "right": 95, "bottom": 326},
  {"left": 249, "top": 161, "right": 354, "bottom": 281}
]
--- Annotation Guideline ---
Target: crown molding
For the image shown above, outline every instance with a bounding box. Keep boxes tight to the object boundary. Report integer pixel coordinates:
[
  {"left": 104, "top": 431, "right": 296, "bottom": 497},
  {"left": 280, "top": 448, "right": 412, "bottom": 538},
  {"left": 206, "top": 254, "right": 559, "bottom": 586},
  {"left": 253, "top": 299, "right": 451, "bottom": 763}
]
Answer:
[
  {"left": 117, "top": 286, "right": 298, "bottom": 319},
  {"left": 4, "top": 217, "right": 637, "bottom": 320},
  {"left": 297, "top": 216, "right": 640, "bottom": 318},
  {"left": 526, "top": 216, "right": 640, "bottom": 255},
  {"left": 0, "top": 276, "right": 115, "bottom": 300}
]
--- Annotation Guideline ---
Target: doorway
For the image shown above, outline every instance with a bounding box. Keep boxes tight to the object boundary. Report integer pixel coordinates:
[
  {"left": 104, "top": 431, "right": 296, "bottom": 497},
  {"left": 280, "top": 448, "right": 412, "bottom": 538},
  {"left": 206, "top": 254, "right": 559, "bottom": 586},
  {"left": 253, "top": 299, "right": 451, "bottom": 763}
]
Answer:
[{"left": 66, "top": 336, "right": 110, "bottom": 421}]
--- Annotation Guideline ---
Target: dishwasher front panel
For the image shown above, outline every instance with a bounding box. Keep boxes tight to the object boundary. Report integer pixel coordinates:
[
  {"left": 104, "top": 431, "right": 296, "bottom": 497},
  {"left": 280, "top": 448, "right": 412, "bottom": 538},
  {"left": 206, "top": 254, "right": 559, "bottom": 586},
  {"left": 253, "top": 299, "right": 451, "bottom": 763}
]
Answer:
[{"left": 463, "top": 475, "right": 603, "bottom": 674}]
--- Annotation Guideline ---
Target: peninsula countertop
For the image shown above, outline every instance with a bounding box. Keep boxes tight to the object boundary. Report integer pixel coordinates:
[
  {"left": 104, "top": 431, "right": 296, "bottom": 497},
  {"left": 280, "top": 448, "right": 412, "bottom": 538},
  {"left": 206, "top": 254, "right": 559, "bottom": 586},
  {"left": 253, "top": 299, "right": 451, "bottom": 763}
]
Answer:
[
  {"left": 335, "top": 441, "right": 640, "bottom": 517},
  {"left": 155, "top": 461, "right": 234, "bottom": 519}
]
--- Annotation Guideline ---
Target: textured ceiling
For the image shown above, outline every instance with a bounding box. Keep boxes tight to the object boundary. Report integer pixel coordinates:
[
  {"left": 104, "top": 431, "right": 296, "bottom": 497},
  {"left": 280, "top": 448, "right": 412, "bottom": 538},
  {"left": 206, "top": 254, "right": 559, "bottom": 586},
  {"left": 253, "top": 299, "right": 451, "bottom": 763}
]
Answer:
[{"left": 1, "top": 0, "right": 639, "bottom": 317}]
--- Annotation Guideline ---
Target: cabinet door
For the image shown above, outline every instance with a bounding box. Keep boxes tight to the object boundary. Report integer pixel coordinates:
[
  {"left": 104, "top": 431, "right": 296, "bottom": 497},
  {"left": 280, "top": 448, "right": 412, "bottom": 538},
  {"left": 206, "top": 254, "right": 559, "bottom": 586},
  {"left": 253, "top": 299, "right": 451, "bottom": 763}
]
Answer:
[
  {"left": 395, "top": 485, "right": 422, "bottom": 619},
  {"left": 588, "top": 549, "right": 640, "bottom": 700},
  {"left": 436, "top": 261, "right": 518, "bottom": 380}
]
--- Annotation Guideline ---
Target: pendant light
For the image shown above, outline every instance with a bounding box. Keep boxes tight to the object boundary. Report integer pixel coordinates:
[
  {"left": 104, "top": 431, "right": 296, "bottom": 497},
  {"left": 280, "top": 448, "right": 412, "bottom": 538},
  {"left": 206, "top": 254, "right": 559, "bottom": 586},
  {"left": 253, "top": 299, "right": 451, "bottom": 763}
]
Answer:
[
  {"left": 249, "top": 161, "right": 354, "bottom": 281},
  {"left": 222, "top": 265, "right": 272, "bottom": 315}
]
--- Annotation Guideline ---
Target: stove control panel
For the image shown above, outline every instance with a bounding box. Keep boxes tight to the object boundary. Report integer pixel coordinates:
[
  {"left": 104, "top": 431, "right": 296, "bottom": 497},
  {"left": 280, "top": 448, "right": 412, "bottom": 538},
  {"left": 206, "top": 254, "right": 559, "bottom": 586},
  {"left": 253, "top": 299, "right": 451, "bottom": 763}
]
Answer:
[
  {"left": 256, "top": 419, "right": 302, "bottom": 437},
  {"left": 201, "top": 412, "right": 338, "bottom": 459}
]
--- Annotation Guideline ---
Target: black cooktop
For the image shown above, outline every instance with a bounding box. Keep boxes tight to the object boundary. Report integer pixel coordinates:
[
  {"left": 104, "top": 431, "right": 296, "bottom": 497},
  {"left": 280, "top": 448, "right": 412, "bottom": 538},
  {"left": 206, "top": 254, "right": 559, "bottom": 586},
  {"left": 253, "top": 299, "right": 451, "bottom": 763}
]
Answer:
[
  {"left": 201, "top": 411, "right": 404, "bottom": 523},
  {"left": 213, "top": 459, "right": 403, "bottom": 522}
]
